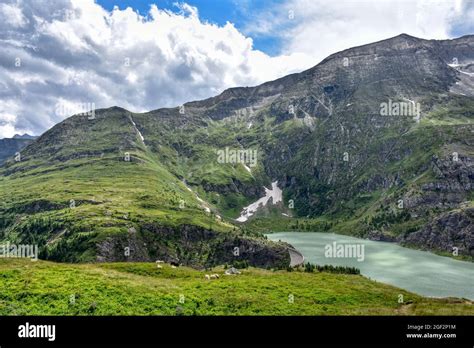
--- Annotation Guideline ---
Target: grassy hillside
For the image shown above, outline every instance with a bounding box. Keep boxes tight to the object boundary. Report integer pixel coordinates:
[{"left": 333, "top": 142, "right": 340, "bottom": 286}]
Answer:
[
  {"left": 0, "top": 259, "right": 472, "bottom": 315},
  {"left": 0, "top": 108, "right": 288, "bottom": 266},
  {"left": 1, "top": 96, "right": 472, "bottom": 263}
]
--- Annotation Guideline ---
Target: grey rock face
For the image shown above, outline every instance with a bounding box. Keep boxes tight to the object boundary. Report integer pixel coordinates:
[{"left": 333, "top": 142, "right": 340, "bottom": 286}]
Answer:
[
  {"left": 96, "top": 223, "right": 290, "bottom": 269},
  {"left": 401, "top": 208, "right": 474, "bottom": 256},
  {"left": 405, "top": 153, "right": 474, "bottom": 212}
]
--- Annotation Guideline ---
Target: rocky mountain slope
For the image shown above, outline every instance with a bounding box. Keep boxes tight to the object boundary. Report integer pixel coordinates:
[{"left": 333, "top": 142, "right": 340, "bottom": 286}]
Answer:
[
  {"left": 0, "top": 134, "right": 37, "bottom": 164},
  {"left": 1, "top": 33, "right": 473, "bottom": 264}
]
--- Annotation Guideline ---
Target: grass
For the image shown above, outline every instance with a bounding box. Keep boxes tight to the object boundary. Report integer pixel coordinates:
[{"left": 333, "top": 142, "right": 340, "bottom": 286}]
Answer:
[{"left": 0, "top": 258, "right": 472, "bottom": 316}]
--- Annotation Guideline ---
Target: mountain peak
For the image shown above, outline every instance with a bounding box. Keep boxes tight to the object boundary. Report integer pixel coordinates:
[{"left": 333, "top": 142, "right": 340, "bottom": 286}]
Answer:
[
  {"left": 13, "top": 133, "right": 36, "bottom": 140},
  {"left": 394, "top": 33, "right": 419, "bottom": 39}
]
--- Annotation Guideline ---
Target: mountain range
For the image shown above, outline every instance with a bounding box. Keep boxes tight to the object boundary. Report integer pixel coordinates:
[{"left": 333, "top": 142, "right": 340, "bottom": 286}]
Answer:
[
  {"left": 0, "top": 134, "right": 37, "bottom": 165},
  {"left": 1, "top": 33, "right": 473, "bottom": 266}
]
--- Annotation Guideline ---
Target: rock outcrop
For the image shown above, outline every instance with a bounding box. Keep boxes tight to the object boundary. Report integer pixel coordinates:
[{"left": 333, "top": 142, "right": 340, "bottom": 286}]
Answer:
[{"left": 401, "top": 208, "right": 474, "bottom": 257}]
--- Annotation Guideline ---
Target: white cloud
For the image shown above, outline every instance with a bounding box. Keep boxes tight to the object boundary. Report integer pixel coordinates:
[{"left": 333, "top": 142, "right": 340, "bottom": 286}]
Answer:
[
  {"left": 0, "top": 3, "right": 28, "bottom": 28},
  {"left": 248, "top": 0, "right": 472, "bottom": 65},
  {"left": 0, "top": 100, "right": 30, "bottom": 138},
  {"left": 0, "top": 123, "right": 17, "bottom": 138}
]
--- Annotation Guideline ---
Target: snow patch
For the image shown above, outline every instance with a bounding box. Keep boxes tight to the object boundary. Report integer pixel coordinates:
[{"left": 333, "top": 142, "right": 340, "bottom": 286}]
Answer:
[
  {"left": 447, "top": 63, "right": 474, "bottom": 76},
  {"left": 236, "top": 181, "right": 282, "bottom": 222},
  {"left": 129, "top": 116, "right": 145, "bottom": 143}
]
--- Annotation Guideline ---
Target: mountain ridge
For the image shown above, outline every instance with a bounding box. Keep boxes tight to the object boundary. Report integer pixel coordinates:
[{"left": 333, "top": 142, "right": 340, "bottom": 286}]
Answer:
[
  {"left": 0, "top": 135, "right": 38, "bottom": 165},
  {"left": 1, "top": 33, "right": 474, "bottom": 264}
]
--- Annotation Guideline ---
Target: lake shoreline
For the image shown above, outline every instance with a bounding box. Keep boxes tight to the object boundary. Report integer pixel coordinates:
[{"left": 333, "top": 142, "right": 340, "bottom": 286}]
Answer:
[{"left": 267, "top": 232, "right": 474, "bottom": 300}]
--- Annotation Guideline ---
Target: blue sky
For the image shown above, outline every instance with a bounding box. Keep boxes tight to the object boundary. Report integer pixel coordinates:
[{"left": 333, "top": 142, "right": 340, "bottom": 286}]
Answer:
[
  {"left": 96, "top": 0, "right": 286, "bottom": 55},
  {"left": 96, "top": 0, "right": 474, "bottom": 56}
]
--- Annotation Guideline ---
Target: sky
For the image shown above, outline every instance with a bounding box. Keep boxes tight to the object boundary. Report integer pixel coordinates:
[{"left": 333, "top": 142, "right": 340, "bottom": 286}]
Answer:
[{"left": 0, "top": 0, "right": 474, "bottom": 138}]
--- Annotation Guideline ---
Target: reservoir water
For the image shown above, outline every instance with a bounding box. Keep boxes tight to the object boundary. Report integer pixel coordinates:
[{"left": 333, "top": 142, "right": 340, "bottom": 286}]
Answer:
[{"left": 267, "top": 232, "right": 474, "bottom": 300}]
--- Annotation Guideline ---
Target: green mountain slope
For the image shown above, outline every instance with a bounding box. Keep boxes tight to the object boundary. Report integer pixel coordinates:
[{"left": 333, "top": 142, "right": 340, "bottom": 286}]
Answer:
[
  {"left": 130, "top": 34, "right": 474, "bottom": 258},
  {"left": 0, "top": 134, "right": 37, "bottom": 165},
  {"left": 0, "top": 107, "right": 288, "bottom": 266},
  {"left": 0, "top": 259, "right": 472, "bottom": 315}
]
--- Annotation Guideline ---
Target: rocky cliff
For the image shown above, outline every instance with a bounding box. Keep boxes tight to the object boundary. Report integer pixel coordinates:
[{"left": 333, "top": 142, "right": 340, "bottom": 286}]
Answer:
[{"left": 0, "top": 134, "right": 37, "bottom": 165}]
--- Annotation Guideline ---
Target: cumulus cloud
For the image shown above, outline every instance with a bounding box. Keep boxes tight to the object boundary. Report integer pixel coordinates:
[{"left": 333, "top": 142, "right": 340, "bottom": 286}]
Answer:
[
  {"left": 0, "top": 0, "right": 472, "bottom": 138},
  {"left": 0, "top": 0, "right": 311, "bottom": 138},
  {"left": 246, "top": 0, "right": 472, "bottom": 64}
]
